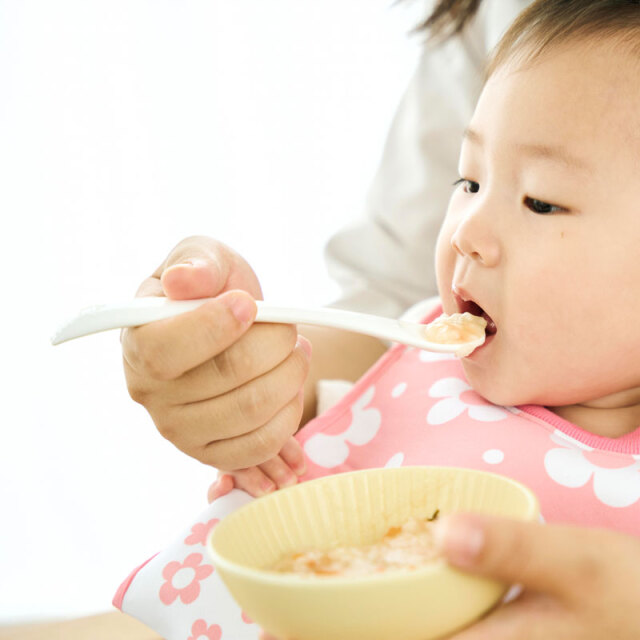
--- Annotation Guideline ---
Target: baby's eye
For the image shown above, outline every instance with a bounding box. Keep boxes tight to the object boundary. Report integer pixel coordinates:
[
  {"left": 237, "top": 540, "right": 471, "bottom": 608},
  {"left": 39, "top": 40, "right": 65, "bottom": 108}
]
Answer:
[
  {"left": 453, "top": 178, "right": 480, "bottom": 194},
  {"left": 524, "top": 196, "right": 566, "bottom": 215}
]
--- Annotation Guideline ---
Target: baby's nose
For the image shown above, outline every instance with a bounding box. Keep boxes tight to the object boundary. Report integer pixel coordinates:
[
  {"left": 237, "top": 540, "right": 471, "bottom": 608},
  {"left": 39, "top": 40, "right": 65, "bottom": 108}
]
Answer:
[{"left": 450, "top": 216, "right": 500, "bottom": 267}]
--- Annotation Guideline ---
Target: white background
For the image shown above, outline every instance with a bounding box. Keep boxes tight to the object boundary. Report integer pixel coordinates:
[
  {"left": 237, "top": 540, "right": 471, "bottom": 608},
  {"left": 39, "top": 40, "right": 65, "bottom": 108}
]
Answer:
[{"left": 0, "top": 0, "right": 420, "bottom": 623}]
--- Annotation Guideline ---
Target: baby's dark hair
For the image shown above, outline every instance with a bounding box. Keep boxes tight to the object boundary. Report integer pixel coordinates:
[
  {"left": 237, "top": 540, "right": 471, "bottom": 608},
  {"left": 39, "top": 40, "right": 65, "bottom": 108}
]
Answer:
[
  {"left": 414, "top": 0, "right": 640, "bottom": 48},
  {"left": 487, "top": 0, "right": 640, "bottom": 78}
]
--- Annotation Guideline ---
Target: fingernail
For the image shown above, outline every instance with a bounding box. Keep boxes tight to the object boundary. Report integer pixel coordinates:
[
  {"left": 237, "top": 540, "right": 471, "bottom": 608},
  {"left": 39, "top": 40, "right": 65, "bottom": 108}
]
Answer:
[
  {"left": 173, "top": 258, "right": 208, "bottom": 269},
  {"left": 260, "top": 479, "right": 276, "bottom": 495},
  {"left": 280, "top": 474, "right": 298, "bottom": 488},
  {"left": 296, "top": 335, "right": 312, "bottom": 358},
  {"left": 293, "top": 459, "right": 307, "bottom": 476},
  {"left": 434, "top": 515, "right": 485, "bottom": 567},
  {"left": 228, "top": 294, "right": 255, "bottom": 325}
]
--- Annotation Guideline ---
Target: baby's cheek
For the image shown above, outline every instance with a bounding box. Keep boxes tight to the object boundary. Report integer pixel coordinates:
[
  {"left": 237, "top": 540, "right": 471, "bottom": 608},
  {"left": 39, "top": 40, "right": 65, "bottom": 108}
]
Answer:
[{"left": 434, "top": 233, "right": 456, "bottom": 301}]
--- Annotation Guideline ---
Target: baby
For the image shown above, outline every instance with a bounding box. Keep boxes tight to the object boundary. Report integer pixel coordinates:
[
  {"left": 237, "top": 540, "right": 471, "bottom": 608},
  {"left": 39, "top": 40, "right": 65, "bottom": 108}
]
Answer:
[{"left": 118, "top": 1, "right": 640, "bottom": 638}]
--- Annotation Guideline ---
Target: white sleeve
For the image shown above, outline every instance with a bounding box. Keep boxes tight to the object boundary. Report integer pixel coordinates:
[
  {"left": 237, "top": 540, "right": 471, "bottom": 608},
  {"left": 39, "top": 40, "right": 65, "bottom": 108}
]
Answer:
[{"left": 324, "top": 0, "right": 529, "bottom": 318}]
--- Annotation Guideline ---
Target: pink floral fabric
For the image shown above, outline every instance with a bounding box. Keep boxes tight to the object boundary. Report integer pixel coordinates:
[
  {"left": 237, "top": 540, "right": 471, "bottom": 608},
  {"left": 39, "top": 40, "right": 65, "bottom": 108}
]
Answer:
[
  {"left": 187, "top": 619, "right": 222, "bottom": 640},
  {"left": 116, "top": 305, "right": 640, "bottom": 639},
  {"left": 159, "top": 553, "right": 214, "bottom": 605}
]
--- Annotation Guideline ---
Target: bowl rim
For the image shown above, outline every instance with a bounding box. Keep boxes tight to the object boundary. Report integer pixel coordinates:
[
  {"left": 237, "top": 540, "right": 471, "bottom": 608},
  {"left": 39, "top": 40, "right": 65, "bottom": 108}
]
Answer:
[{"left": 207, "top": 465, "right": 540, "bottom": 587}]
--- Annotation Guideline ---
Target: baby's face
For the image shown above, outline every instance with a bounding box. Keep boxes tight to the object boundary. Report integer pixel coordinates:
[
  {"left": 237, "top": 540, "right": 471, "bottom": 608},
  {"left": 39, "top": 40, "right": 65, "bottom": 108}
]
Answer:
[{"left": 436, "top": 39, "right": 640, "bottom": 408}]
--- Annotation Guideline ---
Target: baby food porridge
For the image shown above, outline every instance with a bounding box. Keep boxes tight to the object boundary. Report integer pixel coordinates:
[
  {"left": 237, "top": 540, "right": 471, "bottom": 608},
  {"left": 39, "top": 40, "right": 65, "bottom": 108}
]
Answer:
[
  {"left": 423, "top": 312, "right": 486, "bottom": 356},
  {"left": 272, "top": 511, "right": 441, "bottom": 577},
  {"left": 423, "top": 312, "right": 486, "bottom": 345}
]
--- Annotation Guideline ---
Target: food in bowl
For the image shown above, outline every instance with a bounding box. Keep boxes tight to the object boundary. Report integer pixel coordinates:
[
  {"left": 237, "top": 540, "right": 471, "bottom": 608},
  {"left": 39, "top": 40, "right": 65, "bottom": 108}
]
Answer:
[
  {"left": 272, "top": 511, "right": 440, "bottom": 577},
  {"left": 208, "top": 466, "right": 539, "bottom": 640}
]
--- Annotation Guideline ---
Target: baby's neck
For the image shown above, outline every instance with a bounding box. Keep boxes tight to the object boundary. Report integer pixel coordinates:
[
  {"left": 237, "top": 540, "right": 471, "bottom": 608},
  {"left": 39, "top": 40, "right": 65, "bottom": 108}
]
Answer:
[{"left": 548, "top": 389, "right": 640, "bottom": 439}]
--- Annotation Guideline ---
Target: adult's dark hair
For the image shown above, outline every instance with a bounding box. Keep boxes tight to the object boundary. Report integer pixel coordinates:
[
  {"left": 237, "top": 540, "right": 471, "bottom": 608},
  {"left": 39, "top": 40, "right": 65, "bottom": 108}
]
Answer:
[{"left": 411, "top": 0, "right": 483, "bottom": 40}]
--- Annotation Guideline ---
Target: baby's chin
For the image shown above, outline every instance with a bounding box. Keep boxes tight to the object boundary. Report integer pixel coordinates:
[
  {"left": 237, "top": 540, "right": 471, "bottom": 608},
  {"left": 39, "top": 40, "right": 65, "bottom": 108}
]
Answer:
[{"left": 460, "top": 363, "right": 527, "bottom": 408}]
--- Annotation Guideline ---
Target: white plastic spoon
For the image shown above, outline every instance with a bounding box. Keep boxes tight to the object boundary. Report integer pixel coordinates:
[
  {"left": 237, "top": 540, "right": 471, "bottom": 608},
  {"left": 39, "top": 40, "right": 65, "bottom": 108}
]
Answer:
[{"left": 50, "top": 297, "right": 485, "bottom": 356}]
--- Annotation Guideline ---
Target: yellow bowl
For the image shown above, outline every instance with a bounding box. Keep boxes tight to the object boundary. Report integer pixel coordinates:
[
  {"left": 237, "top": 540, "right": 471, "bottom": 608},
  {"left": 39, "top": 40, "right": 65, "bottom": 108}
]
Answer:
[{"left": 208, "top": 466, "right": 539, "bottom": 640}]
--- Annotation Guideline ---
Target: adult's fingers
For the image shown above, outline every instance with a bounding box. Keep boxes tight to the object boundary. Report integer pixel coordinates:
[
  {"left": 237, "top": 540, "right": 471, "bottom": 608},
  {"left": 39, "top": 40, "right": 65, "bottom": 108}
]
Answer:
[
  {"left": 207, "top": 473, "right": 235, "bottom": 503},
  {"left": 157, "top": 338, "right": 309, "bottom": 446},
  {"left": 227, "top": 466, "right": 278, "bottom": 497},
  {"left": 257, "top": 453, "right": 300, "bottom": 490},
  {"left": 134, "top": 236, "right": 225, "bottom": 299},
  {"left": 136, "top": 323, "right": 298, "bottom": 405},
  {"left": 275, "top": 436, "right": 307, "bottom": 476},
  {"left": 135, "top": 235, "right": 263, "bottom": 301},
  {"left": 435, "top": 513, "right": 615, "bottom": 601},
  {"left": 161, "top": 236, "right": 263, "bottom": 300},
  {"left": 200, "top": 389, "right": 305, "bottom": 470},
  {"left": 160, "top": 260, "right": 224, "bottom": 301},
  {"left": 207, "top": 437, "right": 307, "bottom": 502},
  {"left": 122, "top": 291, "right": 257, "bottom": 381}
]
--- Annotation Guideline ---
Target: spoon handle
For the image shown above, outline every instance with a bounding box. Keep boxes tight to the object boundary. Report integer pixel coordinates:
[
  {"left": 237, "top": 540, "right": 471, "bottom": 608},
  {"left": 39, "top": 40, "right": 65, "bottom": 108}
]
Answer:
[
  {"left": 51, "top": 297, "right": 466, "bottom": 354},
  {"left": 255, "top": 303, "right": 424, "bottom": 347},
  {"left": 51, "top": 297, "right": 405, "bottom": 345},
  {"left": 51, "top": 297, "right": 210, "bottom": 345}
]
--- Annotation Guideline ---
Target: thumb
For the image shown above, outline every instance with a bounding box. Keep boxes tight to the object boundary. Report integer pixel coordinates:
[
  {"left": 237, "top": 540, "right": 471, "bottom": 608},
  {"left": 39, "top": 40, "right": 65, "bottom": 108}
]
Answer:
[
  {"left": 138, "top": 236, "right": 263, "bottom": 301},
  {"left": 435, "top": 513, "right": 601, "bottom": 600},
  {"left": 160, "top": 256, "right": 225, "bottom": 301}
]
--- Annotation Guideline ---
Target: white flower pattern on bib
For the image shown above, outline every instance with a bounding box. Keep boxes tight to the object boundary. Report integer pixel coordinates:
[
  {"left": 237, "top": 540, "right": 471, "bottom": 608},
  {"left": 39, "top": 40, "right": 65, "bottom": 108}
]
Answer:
[
  {"left": 304, "top": 386, "right": 382, "bottom": 468},
  {"left": 427, "top": 377, "right": 509, "bottom": 425},
  {"left": 544, "top": 431, "right": 640, "bottom": 508}
]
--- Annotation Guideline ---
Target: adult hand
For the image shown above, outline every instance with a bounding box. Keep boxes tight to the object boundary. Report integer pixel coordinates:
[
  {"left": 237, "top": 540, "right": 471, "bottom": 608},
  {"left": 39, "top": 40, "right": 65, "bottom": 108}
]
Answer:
[
  {"left": 437, "top": 513, "right": 640, "bottom": 639},
  {"left": 122, "top": 235, "right": 309, "bottom": 478}
]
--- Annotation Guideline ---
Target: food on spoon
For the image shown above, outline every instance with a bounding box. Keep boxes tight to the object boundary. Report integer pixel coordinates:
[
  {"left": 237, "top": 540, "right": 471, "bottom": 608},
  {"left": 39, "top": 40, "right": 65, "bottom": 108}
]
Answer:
[
  {"left": 423, "top": 312, "right": 487, "bottom": 357},
  {"left": 271, "top": 511, "right": 441, "bottom": 577},
  {"left": 423, "top": 312, "right": 486, "bottom": 344}
]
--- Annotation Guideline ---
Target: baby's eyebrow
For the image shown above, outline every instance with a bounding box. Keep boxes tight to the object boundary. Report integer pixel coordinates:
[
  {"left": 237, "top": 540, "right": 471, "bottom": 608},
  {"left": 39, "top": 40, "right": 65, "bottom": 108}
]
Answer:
[{"left": 463, "top": 127, "right": 593, "bottom": 173}]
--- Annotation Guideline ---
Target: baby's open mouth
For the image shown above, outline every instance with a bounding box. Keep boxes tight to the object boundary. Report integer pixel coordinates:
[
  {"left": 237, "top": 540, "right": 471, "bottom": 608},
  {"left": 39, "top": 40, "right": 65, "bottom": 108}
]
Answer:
[{"left": 456, "top": 297, "right": 497, "bottom": 336}]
